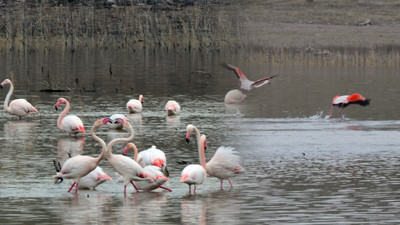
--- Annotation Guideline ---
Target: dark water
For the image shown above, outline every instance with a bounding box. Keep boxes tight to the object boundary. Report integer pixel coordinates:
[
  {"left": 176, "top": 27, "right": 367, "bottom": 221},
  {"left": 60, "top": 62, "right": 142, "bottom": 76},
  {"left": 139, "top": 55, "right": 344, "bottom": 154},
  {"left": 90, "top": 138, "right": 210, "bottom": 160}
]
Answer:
[{"left": 1, "top": 48, "right": 400, "bottom": 224}]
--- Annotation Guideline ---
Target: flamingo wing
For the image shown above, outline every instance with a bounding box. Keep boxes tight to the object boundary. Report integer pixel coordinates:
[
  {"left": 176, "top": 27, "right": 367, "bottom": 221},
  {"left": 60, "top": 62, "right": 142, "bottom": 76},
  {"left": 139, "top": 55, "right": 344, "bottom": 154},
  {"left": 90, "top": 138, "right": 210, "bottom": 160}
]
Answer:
[
  {"left": 250, "top": 74, "right": 279, "bottom": 88},
  {"left": 226, "top": 64, "right": 249, "bottom": 80},
  {"left": 62, "top": 115, "right": 85, "bottom": 133},
  {"left": 137, "top": 147, "right": 167, "bottom": 169},
  {"left": 206, "top": 146, "right": 244, "bottom": 179},
  {"left": 181, "top": 164, "right": 206, "bottom": 185},
  {"left": 8, "top": 99, "right": 39, "bottom": 116},
  {"left": 79, "top": 166, "right": 112, "bottom": 189}
]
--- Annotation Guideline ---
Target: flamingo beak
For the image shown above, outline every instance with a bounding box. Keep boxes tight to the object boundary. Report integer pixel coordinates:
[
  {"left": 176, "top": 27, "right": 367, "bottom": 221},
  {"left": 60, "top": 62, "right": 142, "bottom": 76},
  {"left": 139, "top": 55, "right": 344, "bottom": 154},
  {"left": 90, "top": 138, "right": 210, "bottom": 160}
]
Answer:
[{"left": 186, "top": 138, "right": 190, "bottom": 143}]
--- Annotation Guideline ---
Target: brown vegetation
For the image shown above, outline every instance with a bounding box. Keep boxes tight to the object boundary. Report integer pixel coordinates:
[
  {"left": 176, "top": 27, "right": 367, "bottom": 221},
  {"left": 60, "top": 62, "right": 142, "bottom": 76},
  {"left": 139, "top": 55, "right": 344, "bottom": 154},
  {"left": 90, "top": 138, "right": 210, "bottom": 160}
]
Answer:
[{"left": 1, "top": 0, "right": 400, "bottom": 65}]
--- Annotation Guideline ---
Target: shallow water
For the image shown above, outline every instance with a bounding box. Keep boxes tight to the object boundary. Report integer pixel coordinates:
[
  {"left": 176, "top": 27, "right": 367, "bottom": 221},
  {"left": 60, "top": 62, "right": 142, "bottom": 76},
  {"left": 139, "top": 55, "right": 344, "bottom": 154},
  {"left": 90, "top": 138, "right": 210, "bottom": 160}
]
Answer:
[{"left": 0, "top": 49, "right": 400, "bottom": 224}]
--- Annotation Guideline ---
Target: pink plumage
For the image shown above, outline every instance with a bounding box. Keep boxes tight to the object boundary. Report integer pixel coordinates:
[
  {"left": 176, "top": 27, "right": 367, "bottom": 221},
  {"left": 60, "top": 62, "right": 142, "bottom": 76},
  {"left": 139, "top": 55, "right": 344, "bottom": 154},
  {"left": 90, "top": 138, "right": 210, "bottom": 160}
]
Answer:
[{"left": 1, "top": 79, "right": 39, "bottom": 120}]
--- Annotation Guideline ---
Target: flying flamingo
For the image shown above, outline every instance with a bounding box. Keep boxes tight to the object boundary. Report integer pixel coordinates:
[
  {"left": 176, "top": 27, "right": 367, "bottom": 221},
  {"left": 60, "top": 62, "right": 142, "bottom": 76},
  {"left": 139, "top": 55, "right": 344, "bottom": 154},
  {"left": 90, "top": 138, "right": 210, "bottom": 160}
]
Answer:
[
  {"left": 165, "top": 100, "right": 181, "bottom": 116},
  {"left": 181, "top": 134, "right": 207, "bottom": 194},
  {"left": 53, "top": 160, "right": 112, "bottom": 190},
  {"left": 225, "top": 64, "right": 278, "bottom": 92},
  {"left": 55, "top": 98, "right": 85, "bottom": 136},
  {"left": 106, "top": 117, "right": 152, "bottom": 194},
  {"left": 127, "top": 95, "right": 143, "bottom": 114},
  {"left": 329, "top": 93, "right": 370, "bottom": 118},
  {"left": 0, "top": 79, "right": 39, "bottom": 120},
  {"left": 224, "top": 89, "right": 247, "bottom": 104},
  {"left": 186, "top": 124, "right": 244, "bottom": 190},
  {"left": 53, "top": 117, "right": 110, "bottom": 193},
  {"left": 122, "top": 143, "right": 172, "bottom": 192}
]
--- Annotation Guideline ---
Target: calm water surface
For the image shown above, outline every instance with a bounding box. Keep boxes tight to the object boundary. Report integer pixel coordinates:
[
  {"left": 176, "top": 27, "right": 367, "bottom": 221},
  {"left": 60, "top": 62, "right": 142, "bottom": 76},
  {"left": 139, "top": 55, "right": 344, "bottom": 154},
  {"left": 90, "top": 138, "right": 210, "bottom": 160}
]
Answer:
[{"left": 0, "top": 49, "right": 400, "bottom": 224}]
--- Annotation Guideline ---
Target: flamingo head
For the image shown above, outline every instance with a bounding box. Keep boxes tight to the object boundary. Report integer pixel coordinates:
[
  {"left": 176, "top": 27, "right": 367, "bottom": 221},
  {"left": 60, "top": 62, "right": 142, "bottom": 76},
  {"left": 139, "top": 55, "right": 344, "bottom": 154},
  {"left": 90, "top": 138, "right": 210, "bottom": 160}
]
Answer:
[
  {"left": 138, "top": 95, "right": 144, "bottom": 104},
  {"left": 0, "top": 79, "right": 11, "bottom": 88},
  {"left": 95, "top": 117, "right": 111, "bottom": 126},
  {"left": 185, "top": 124, "right": 195, "bottom": 143},
  {"left": 55, "top": 98, "right": 68, "bottom": 110}
]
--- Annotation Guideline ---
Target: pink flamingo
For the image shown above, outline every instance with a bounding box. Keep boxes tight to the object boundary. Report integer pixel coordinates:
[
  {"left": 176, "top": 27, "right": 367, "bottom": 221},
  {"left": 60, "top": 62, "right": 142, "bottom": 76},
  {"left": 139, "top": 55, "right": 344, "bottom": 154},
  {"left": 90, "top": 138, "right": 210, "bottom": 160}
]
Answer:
[
  {"left": 53, "top": 160, "right": 112, "bottom": 190},
  {"left": 329, "top": 93, "right": 370, "bottom": 118},
  {"left": 126, "top": 95, "right": 143, "bottom": 113},
  {"left": 186, "top": 124, "right": 244, "bottom": 190},
  {"left": 165, "top": 100, "right": 181, "bottom": 116},
  {"left": 224, "top": 89, "right": 247, "bottom": 104},
  {"left": 53, "top": 117, "right": 110, "bottom": 193},
  {"left": 225, "top": 64, "right": 278, "bottom": 92},
  {"left": 106, "top": 117, "right": 152, "bottom": 194},
  {"left": 55, "top": 98, "right": 85, "bottom": 136},
  {"left": 0, "top": 79, "right": 39, "bottom": 120},
  {"left": 122, "top": 143, "right": 172, "bottom": 192},
  {"left": 181, "top": 134, "right": 207, "bottom": 194}
]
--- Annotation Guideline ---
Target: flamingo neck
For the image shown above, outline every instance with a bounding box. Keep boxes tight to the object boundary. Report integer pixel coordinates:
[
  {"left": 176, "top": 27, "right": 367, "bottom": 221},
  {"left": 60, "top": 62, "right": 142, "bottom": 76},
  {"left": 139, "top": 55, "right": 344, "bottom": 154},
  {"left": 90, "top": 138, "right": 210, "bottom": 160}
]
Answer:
[
  {"left": 3, "top": 82, "right": 14, "bottom": 112},
  {"left": 107, "top": 123, "right": 135, "bottom": 158},
  {"left": 125, "top": 143, "right": 139, "bottom": 161},
  {"left": 90, "top": 123, "right": 107, "bottom": 165},
  {"left": 199, "top": 136, "right": 207, "bottom": 169},
  {"left": 57, "top": 101, "right": 70, "bottom": 130}
]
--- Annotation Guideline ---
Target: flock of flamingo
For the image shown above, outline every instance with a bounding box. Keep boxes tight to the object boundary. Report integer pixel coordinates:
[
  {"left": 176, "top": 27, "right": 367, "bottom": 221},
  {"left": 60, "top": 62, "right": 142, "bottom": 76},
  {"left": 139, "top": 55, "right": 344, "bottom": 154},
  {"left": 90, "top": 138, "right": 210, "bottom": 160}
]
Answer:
[{"left": 1, "top": 64, "right": 370, "bottom": 195}]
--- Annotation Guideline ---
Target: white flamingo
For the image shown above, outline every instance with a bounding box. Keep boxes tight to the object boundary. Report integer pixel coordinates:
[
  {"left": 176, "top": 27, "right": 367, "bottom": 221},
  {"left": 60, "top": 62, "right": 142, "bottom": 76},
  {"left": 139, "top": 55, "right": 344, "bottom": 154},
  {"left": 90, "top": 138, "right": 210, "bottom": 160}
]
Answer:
[
  {"left": 181, "top": 134, "right": 207, "bottom": 194},
  {"left": 1, "top": 79, "right": 39, "bottom": 120},
  {"left": 106, "top": 117, "right": 152, "bottom": 194},
  {"left": 186, "top": 124, "right": 244, "bottom": 190},
  {"left": 136, "top": 145, "right": 168, "bottom": 175},
  {"left": 53, "top": 117, "right": 110, "bottom": 193},
  {"left": 165, "top": 100, "right": 181, "bottom": 116},
  {"left": 55, "top": 98, "right": 85, "bottom": 136},
  {"left": 126, "top": 95, "right": 143, "bottom": 113}
]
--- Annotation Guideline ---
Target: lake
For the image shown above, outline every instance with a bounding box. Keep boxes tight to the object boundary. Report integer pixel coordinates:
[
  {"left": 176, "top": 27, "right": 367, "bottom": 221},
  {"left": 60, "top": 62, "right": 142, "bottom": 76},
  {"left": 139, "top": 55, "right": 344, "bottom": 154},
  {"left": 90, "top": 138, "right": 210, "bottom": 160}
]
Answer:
[{"left": 0, "top": 48, "right": 400, "bottom": 224}]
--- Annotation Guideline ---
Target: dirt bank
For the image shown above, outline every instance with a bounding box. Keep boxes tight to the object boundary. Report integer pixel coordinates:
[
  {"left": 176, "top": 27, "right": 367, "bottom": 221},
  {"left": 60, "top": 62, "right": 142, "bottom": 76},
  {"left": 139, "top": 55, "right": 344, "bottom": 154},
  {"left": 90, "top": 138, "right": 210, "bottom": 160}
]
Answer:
[{"left": 1, "top": 0, "right": 400, "bottom": 65}]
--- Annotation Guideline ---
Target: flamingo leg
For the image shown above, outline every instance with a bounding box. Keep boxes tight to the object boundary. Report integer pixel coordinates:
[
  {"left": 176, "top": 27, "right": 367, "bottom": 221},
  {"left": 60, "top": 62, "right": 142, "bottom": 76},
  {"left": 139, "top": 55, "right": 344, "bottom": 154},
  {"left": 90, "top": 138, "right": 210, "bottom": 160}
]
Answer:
[
  {"left": 188, "top": 185, "right": 191, "bottom": 194},
  {"left": 160, "top": 186, "right": 173, "bottom": 192},
  {"left": 329, "top": 104, "right": 334, "bottom": 118},
  {"left": 68, "top": 182, "right": 76, "bottom": 193},
  {"left": 339, "top": 105, "right": 344, "bottom": 118},
  {"left": 228, "top": 179, "right": 233, "bottom": 190},
  {"left": 220, "top": 180, "right": 224, "bottom": 190},
  {"left": 130, "top": 181, "right": 140, "bottom": 193},
  {"left": 74, "top": 183, "right": 79, "bottom": 193},
  {"left": 124, "top": 185, "right": 127, "bottom": 194},
  {"left": 194, "top": 186, "right": 197, "bottom": 195}
]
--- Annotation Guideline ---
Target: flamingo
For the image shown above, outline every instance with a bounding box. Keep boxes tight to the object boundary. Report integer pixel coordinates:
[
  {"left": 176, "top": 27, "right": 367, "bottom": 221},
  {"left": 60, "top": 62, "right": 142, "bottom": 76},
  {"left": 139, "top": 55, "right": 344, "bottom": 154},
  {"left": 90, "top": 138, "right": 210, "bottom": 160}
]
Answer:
[
  {"left": 53, "top": 160, "right": 112, "bottom": 190},
  {"left": 224, "top": 89, "right": 247, "bottom": 104},
  {"left": 181, "top": 134, "right": 207, "bottom": 194},
  {"left": 107, "top": 114, "right": 127, "bottom": 129},
  {"left": 0, "top": 79, "right": 39, "bottom": 120},
  {"left": 53, "top": 117, "right": 110, "bottom": 193},
  {"left": 106, "top": 117, "right": 152, "bottom": 194},
  {"left": 122, "top": 143, "right": 172, "bottom": 192},
  {"left": 186, "top": 124, "right": 244, "bottom": 190},
  {"left": 329, "top": 93, "right": 370, "bottom": 118},
  {"left": 126, "top": 95, "right": 143, "bottom": 114},
  {"left": 165, "top": 100, "right": 181, "bottom": 116},
  {"left": 225, "top": 64, "right": 278, "bottom": 92},
  {"left": 136, "top": 145, "right": 168, "bottom": 175},
  {"left": 55, "top": 98, "right": 85, "bottom": 136}
]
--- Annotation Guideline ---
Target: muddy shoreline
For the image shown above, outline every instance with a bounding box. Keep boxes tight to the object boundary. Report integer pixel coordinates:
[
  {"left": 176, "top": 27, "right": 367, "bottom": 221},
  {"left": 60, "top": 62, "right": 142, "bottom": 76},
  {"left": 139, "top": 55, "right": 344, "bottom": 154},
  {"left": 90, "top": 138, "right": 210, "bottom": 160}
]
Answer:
[{"left": 1, "top": 0, "right": 400, "bottom": 65}]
